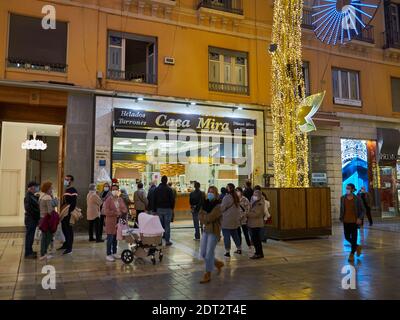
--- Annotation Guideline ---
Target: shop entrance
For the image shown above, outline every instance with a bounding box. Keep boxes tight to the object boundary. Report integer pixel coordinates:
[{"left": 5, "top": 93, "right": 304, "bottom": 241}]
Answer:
[{"left": 0, "top": 121, "right": 62, "bottom": 227}]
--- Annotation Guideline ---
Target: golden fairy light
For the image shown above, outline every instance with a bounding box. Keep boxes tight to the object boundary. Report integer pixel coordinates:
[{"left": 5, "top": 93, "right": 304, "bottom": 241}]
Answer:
[{"left": 270, "top": 0, "right": 310, "bottom": 188}]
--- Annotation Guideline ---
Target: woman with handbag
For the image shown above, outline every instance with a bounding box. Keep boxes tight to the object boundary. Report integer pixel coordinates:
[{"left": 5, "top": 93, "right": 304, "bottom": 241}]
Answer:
[
  {"left": 38, "top": 181, "right": 58, "bottom": 261},
  {"left": 246, "top": 190, "right": 265, "bottom": 259}
]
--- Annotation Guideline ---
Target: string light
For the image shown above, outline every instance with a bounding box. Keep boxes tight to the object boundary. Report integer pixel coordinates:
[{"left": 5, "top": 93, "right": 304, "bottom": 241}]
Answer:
[{"left": 270, "top": 0, "right": 309, "bottom": 187}]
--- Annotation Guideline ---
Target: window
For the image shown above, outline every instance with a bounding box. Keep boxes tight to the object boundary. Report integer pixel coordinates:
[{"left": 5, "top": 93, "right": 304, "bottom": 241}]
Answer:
[
  {"left": 302, "top": 61, "right": 311, "bottom": 97},
  {"left": 7, "top": 14, "right": 68, "bottom": 73},
  {"left": 198, "top": 0, "right": 243, "bottom": 15},
  {"left": 391, "top": 77, "right": 400, "bottom": 112},
  {"left": 332, "top": 68, "right": 361, "bottom": 107},
  {"left": 107, "top": 31, "right": 157, "bottom": 84},
  {"left": 385, "top": 2, "right": 400, "bottom": 48},
  {"left": 208, "top": 47, "right": 249, "bottom": 95}
]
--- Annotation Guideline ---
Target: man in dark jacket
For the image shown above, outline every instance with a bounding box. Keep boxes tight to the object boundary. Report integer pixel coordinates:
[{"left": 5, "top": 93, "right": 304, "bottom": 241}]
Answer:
[
  {"left": 147, "top": 182, "right": 157, "bottom": 213},
  {"left": 24, "top": 181, "right": 40, "bottom": 259},
  {"left": 154, "top": 176, "right": 175, "bottom": 246},
  {"left": 189, "top": 181, "right": 204, "bottom": 241},
  {"left": 340, "top": 183, "right": 365, "bottom": 263},
  {"left": 243, "top": 181, "right": 254, "bottom": 202},
  {"left": 60, "top": 174, "right": 78, "bottom": 255}
]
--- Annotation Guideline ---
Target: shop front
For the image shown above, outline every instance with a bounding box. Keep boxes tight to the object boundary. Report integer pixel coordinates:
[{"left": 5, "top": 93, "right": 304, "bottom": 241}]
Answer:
[{"left": 94, "top": 95, "right": 265, "bottom": 221}]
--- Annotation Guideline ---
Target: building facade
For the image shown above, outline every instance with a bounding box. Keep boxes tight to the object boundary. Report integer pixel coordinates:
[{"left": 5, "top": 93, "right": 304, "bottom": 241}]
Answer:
[{"left": 0, "top": 0, "right": 399, "bottom": 227}]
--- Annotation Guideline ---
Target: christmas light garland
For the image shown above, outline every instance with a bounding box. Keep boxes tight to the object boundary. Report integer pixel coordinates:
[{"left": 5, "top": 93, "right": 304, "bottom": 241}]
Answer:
[{"left": 270, "top": 0, "right": 309, "bottom": 187}]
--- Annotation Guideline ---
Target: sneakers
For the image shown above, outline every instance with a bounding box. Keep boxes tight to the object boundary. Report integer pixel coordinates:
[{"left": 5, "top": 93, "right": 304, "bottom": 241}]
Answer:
[
  {"left": 62, "top": 250, "right": 72, "bottom": 255},
  {"left": 224, "top": 252, "right": 230, "bottom": 258},
  {"left": 113, "top": 253, "right": 120, "bottom": 259},
  {"left": 106, "top": 255, "right": 115, "bottom": 262},
  {"left": 39, "top": 255, "right": 47, "bottom": 261},
  {"left": 250, "top": 254, "right": 262, "bottom": 260},
  {"left": 234, "top": 249, "right": 242, "bottom": 255},
  {"left": 199, "top": 272, "right": 211, "bottom": 284},
  {"left": 348, "top": 253, "right": 355, "bottom": 263},
  {"left": 165, "top": 242, "right": 173, "bottom": 246},
  {"left": 356, "top": 245, "right": 362, "bottom": 257},
  {"left": 46, "top": 254, "right": 53, "bottom": 260},
  {"left": 193, "top": 238, "right": 200, "bottom": 241}
]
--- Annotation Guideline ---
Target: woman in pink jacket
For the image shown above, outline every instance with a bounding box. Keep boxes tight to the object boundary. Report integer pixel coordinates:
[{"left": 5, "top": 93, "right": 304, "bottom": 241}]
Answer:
[{"left": 104, "top": 184, "right": 127, "bottom": 262}]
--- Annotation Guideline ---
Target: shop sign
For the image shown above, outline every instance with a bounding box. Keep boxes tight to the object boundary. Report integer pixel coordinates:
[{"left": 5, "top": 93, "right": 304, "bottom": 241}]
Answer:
[
  {"left": 311, "top": 173, "right": 327, "bottom": 184},
  {"left": 377, "top": 128, "right": 400, "bottom": 163},
  {"left": 113, "top": 108, "right": 257, "bottom": 134}
]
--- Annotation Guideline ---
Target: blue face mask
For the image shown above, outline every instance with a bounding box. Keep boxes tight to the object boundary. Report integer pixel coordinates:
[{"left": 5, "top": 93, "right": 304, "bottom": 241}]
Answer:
[
  {"left": 207, "top": 193, "right": 215, "bottom": 201},
  {"left": 64, "top": 180, "right": 69, "bottom": 187}
]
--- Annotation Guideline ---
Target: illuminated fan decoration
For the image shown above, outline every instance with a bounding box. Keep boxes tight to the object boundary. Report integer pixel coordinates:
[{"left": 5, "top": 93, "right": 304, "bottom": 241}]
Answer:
[
  {"left": 297, "top": 91, "right": 326, "bottom": 133},
  {"left": 312, "top": 0, "right": 380, "bottom": 45}
]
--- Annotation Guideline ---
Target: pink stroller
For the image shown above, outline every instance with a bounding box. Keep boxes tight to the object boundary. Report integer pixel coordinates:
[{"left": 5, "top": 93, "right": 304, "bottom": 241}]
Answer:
[{"left": 121, "top": 212, "right": 165, "bottom": 265}]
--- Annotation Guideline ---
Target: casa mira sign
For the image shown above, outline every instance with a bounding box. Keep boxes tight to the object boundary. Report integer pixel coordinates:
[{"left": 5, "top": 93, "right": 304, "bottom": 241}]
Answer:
[{"left": 113, "top": 108, "right": 257, "bottom": 134}]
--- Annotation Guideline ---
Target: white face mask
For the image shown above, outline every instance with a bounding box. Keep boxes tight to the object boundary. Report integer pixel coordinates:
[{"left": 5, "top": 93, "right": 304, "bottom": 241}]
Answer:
[
  {"left": 252, "top": 196, "right": 260, "bottom": 202},
  {"left": 104, "top": 187, "right": 109, "bottom": 192},
  {"left": 346, "top": 189, "right": 352, "bottom": 195},
  {"left": 112, "top": 190, "right": 119, "bottom": 197}
]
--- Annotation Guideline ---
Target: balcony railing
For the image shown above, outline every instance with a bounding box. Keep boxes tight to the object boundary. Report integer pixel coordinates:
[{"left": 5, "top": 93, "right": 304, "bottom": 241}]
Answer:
[
  {"left": 107, "top": 69, "right": 156, "bottom": 84},
  {"left": 209, "top": 82, "right": 249, "bottom": 95},
  {"left": 384, "top": 30, "right": 400, "bottom": 49},
  {"left": 6, "top": 57, "right": 67, "bottom": 73},
  {"left": 353, "top": 25, "right": 374, "bottom": 43},
  {"left": 302, "top": 7, "right": 314, "bottom": 29},
  {"left": 198, "top": 0, "right": 243, "bottom": 15}
]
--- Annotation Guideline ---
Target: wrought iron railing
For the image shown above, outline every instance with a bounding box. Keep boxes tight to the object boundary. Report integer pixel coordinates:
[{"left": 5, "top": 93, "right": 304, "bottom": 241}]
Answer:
[
  {"left": 384, "top": 30, "right": 400, "bottom": 49},
  {"left": 107, "top": 69, "right": 157, "bottom": 84},
  {"left": 198, "top": 0, "right": 243, "bottom": 15},
  {"left": 209, "top": 81, "right": 249, "bottom": 95},
  {"left": 354, "top": 25, "right": 374, "bottom": 43},
  {"left": 6, "top": 57, "right": 67, "bottom": 73},
  {"left": 302, "top": 7, "right": 314, "bottom": 29}
]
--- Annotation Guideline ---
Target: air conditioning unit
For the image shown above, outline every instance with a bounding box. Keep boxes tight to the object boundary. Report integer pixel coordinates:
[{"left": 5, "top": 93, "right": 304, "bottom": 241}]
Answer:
[{"left": 164, "top": 57, "right": 175, "bottom": 65}]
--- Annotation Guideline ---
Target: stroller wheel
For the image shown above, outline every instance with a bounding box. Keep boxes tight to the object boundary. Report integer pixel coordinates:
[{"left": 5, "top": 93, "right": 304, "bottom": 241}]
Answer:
[
  {"left": 151, "top": 256, "right": 156, "bottom": 265},
  {"left": 121, "top": 249, "right": 134, "bottom": 264},
  {"left": 159, "top": 251, "right": 163, "bottom": 262}
]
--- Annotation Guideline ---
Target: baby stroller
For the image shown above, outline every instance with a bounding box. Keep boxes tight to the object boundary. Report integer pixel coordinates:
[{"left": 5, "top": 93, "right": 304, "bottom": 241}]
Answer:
[{"left": 121, "top": 212, "right": 164, "bottom": 265}]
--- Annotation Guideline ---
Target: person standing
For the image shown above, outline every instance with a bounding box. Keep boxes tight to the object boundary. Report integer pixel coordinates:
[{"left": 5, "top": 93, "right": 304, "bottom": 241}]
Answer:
[
  {"left": 235, "top": 187, "right": 252, "bottom": 251},
  {"left": 340, "top": 183, "right": 365, "bottom": 263},
  {"left": 243, "top": 181, "right": 254, "bottom": 202},
  {"left": 99, "top": 182, "right": 111, "bottom": 242},
  {"left": 86, "top": 184, "right": 103, "bottom": 242},
  {"left": 168, "top": 182, "right": 177, "bottom": 222},
  {"left": 219, "top": 187, "right": 227, "bottom": 200},
  {"left": 246, "top": 190, "right": 265, "bottom": 259},
  {"left": 154, "top": 176, "right": 175, "bottom": 246},
  {"left": 199, "top": 186, "right": 224, "bottom": 284},
  {"left": 38, "top": 181, "right": 58, "bottom": 260},
  {"left": 104, "top": 184, "right": 128, "bottom": 262},
  {"left": 189, "top": 181, "right": 204, "bottom": 241},
  {"left": 24, "top": 181, "right": 40, "bottom": 259},
  {"left": 120, "top": 188, "right": 131, "bottom": 210},
  {"left": 60, "top": 175, "right": 78, "bottom": 255},
  {"left": 134, "top": 182, "right": 148, "bottom": 218},
  {"left": 220, "top": 183, "right": 242, "bottom": 257},
  {"left": 359, "top": 186, "right": 373, "bottom": 226},
  {"left": 147, "top": 182, "right": 157, "bottom": 214}
]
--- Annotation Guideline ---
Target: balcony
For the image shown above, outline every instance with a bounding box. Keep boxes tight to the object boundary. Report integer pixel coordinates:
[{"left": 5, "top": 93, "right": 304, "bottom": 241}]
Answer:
[
  {"left": 302, "top": 7, "right": 314, "bottom": 30},
  {"left": 198, "top": 0, "right": 243, "bottom": 15},
  {"left": 6, "top": 57, "right": 67, "bottom": 73},
  {"left": 384, "top": 31, "right": 400, "bottom": 50},
  {"left": 209, "top": 82, "right": 249, "bottom": 95},
  {"left": 353, "top": 25, "right": 374, "bottom": 44},
  {"left": 107, "top": 69, "right": 156, "bottom": 84}
]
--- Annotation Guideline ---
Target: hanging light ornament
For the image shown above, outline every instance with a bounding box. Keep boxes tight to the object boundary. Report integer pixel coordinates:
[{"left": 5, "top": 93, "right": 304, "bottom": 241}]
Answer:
[
  {"left": 21, "top": 132, "right": 47, "bottom": 150},
  {"left": 270, "top": 0, "right": 309, "bottom": 187}
]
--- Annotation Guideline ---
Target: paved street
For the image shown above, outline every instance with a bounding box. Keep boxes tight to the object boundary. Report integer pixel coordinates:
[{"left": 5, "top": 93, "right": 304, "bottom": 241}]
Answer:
[{"left": 1, "top": 220, "right": 400, "bottom": 300}]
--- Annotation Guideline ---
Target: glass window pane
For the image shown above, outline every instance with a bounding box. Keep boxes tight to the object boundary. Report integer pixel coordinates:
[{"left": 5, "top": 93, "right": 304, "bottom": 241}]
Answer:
[
  {"left": 209, "top": 61, "right": 220, "bottom": 82},
  {"left": 349, "top": 72, "right": 359, "bottom": 100},
  {"left": 341, "top": 70, "right": 349, "bottom": 99},
  {"left": 332, "top": 69, "right": 339, "bottom": 98},
  {"left": 235, "top": 65, "right": 245, "bottom": 85},
  {"left": 224, "top": 64, "right": 231, "bottom": 83}
]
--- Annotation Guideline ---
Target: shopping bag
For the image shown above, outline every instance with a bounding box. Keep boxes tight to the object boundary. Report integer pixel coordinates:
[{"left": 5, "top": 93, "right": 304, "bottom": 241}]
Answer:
[
  {"left": 54, "top": 223, "right": 65, "bottom": 242},
  {"left": 34, "top": 227, "right": 41, "bottom": 243}
]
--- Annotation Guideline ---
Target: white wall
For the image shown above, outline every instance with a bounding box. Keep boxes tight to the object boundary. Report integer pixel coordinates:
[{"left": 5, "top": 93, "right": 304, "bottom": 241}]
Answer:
[{"left": 0, "top": 123, "right": 27, "bottom": 227}]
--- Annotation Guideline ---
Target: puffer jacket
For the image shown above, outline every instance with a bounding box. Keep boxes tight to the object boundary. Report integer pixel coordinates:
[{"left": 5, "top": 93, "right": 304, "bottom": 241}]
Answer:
[
  {"left": 247, "top": 198, "right": 265, "bottom": 228},
  {"left": 239, "top": 196, "right": 250, "bottom": 225},
  {"left": 199, "top": 204, "right": 222, "bottom": 240},
  {"left": 220, "top": 193, "right": 241, "bottom": 229}
]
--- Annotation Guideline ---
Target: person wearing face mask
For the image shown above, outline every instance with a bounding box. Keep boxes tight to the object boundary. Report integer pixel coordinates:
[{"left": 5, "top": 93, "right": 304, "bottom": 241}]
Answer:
[
  {"left": 59, "top": 175, "right": 78, "bottom": 255},
  {"left": 246, "top": 190, "right": 265, "bottom": 259},
  {"left": 358, "top": 186, "right": 373, "bottom": 226},
  {"left": 340, "top": 183, "right": 365, "bottom": 263},
  {"left": 86, "top": 184, "right": 103, "bottom": 242},
  {"left": 24, "top": 181, "right": 40, "bottom": 259},
  {"left": 199, "top": 186, "right": 224, "bottom": 284},
  {"left": 220, "top": 183, "right": 242, "bottom": 257},
  {"left": 235, "top": 187, "right": 252, "bottom": 251},
  {"left": 99, "top": 182, "right": 111, "bottom": 242},
  {"left": 38, "top": 181, "right": 58, "bottom": 260},
  {"left": 104, "top": 184, "right": 128, "bottom": 262}
]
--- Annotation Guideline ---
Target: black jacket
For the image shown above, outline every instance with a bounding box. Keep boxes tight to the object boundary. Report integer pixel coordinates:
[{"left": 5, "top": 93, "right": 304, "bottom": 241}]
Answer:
[
  {"left": 147, "top": 185, "right": 157, "bottom": 211},
  {"left": 153, "top": 183, "right": 175, "bottom": 210},
  {"left": 190, "top": 189, "right": 204, "bottom": 213},
  {"left": 243, "top": 187, "right": 254, "bottom": 202},
  {"left": 24, "top": 191, "right": 40, "bottom": 221}
]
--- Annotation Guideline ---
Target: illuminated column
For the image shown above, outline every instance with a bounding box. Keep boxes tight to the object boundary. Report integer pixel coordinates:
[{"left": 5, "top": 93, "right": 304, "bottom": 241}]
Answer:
[{"left": 270, "top": 0, "right": 309, "bottom": 187}]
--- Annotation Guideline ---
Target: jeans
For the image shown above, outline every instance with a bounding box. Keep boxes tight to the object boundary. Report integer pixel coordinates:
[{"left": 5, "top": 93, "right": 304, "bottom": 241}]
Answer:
[
  {"left": 106, "top": 234, "right": 117, "bottom": 256},
  {"left": 157, "top": 208, "right": 173, "bottom": 243},
  {"left": 344, "top": 223, "right": 359, "bottom": 254},
  {"left": 24, "top": 216, "right": 38, "bottom": 257},
  {"left": 192, "top": 209, "right": 200, "bottom": 239},
  {"left": 40, "top": 230, "right": 53, "bottom": 257},
  {"left": 237, "top": 224, "right": 251, "bottom": 247},
  {"left": 222, "top": 228, "right": 241, "bottom": 252},
  {"left": 88, "top": 217, "right": 101, "bottom": 241},
  {"left": 200, "top": 232, "right": 218, "bottom": 272},
  {"left": 61, "top": 216, "right": 74, "bottom": 251},
  {"left": 249, "top": 227, "right": 264, "bottom": 256}
]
